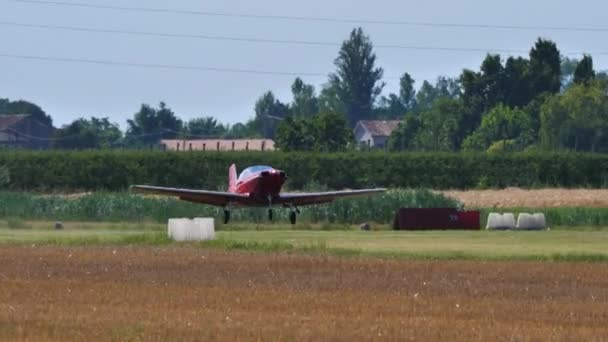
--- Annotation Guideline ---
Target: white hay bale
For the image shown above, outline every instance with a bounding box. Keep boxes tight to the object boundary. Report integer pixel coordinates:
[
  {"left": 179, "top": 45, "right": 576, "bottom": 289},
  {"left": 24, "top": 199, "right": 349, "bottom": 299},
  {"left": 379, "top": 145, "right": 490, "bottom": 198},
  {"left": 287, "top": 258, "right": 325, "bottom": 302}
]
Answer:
[
  {"left": 486, "top": 213, "right": 501, "bottom": 230},
  {"left": 486, "top": 212, "right": 516, "bottom": 230},
  {"left": 516, "top": 213, "right": 546, "bottom": 230},
  {"left": 533, "top": 213, "right": 546, "bottom": 230},
  {"left": 515, "top": 213, "right": 534, "bottom": 230},
  {"left": 502, "top": 213, "right": 516, "bottom": 230},
  {"left": 193, "top": 218, "right": 216, "bottom": 240},
  {"left": 168, "top": 218, "right": 215, "bottom": 242}
]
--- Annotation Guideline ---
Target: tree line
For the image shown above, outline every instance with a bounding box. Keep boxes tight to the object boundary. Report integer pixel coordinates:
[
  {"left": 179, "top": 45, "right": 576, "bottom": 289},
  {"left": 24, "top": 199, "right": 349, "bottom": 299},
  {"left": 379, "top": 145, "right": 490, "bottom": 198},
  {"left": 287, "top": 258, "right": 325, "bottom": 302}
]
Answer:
[{"left": 1, "top": 27, "right": 607, "bottom": 152}]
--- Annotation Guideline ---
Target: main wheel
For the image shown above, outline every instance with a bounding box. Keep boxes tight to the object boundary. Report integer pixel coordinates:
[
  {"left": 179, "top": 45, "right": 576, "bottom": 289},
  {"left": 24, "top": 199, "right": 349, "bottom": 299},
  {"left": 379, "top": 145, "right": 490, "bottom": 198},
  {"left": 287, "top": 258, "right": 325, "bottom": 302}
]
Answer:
[
  {"left": 268, "top": 209, "right": 273, "bottom": 221},
  {"left": 289, "top": 211, "right": 297, "bottom": 225},
  {"left": 223, "top": 210, "right": 231, "bottom": 224}
]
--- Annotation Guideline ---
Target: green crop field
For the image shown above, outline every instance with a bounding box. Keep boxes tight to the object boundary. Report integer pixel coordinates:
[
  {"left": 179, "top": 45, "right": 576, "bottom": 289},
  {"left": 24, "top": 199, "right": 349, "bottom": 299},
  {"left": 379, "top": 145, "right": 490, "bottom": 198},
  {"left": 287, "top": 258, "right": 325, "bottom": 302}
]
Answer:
[
  {"left": 3, "top": 191, "right": 608, "bottom": 227},
  {"left": 1, "top": 221, "right": 607, "bottom": 261}
]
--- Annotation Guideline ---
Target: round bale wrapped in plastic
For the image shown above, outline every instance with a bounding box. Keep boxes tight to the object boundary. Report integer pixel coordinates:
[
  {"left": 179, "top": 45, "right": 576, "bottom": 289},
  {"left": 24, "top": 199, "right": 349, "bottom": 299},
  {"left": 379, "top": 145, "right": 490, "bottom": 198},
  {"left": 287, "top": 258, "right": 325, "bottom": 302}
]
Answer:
[
  {"left": 486, "top": 213, "right": 501, "bottom": 230},
  {"left": 502, "top": 213, "right": 516, "bottom": 230},
  {"left": 533, "top": 213, "right": 546, "bottom": 230},
  {"left": 168, "top": 218, "right": 215, "bottom": 241},
  {"left": 486, "top": 213, "right": 516, "bottom": 230},
  {"left": 516, "top": 213, "right": 534, "bottom": 230}
]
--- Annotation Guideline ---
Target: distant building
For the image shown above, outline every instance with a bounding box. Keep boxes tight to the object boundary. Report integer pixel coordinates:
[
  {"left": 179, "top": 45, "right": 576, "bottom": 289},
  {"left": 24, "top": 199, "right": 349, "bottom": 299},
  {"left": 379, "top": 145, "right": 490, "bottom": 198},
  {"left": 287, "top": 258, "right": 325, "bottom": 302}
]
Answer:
[
  {"left": 0, "top": 114, "right": 54, "bottom": 149},
  {"left": 161, "top": 139, "right": 276, "bottom": 152},
  {"left": 353, "top": 120, "right": 401, "bottom": 148}
]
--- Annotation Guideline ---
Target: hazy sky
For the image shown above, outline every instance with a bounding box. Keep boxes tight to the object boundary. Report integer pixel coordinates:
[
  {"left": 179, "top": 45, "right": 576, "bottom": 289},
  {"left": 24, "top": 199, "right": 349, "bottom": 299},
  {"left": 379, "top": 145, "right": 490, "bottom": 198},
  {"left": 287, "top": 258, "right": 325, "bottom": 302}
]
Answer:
[{"left": 1, "top": 0, "right": 607, "bottom": 128}]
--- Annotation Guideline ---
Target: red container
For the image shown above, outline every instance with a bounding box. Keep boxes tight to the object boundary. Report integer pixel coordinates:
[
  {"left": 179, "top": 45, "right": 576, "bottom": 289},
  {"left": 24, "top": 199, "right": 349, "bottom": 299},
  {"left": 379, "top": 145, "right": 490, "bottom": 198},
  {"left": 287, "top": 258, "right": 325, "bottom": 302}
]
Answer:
[{"left": 393, "top": 208, "right": 480, "bottom": 230}]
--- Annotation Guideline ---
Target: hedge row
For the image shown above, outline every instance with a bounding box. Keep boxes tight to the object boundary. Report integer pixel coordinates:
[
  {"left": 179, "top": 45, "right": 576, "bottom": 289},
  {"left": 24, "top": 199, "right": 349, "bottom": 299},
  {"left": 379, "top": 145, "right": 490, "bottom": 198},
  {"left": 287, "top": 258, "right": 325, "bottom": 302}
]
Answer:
[{"left": 0, "top": 150, "right": 607, "bottom": 191}]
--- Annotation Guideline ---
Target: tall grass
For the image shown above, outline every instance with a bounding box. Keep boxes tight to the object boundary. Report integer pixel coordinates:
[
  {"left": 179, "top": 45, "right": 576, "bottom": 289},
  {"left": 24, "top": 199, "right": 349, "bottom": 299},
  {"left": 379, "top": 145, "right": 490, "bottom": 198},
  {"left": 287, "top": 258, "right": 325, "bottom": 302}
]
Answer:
[
  {"left": 2, "top": 191, "right": 608, "bottom": 226},
  {"left": 0, "top": 190, "right": 457, "bottom": 224}
]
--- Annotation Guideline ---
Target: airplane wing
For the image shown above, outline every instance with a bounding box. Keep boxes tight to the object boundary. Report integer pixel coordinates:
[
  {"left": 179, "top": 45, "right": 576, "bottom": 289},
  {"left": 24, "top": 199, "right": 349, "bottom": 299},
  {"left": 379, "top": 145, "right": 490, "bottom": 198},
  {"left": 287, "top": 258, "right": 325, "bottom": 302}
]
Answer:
[
  {"left": 276, "top": 188, "right": 387, "bottom": 206},
  {"left": 130, "top": 185, "right": 251, "bottom": 207}
]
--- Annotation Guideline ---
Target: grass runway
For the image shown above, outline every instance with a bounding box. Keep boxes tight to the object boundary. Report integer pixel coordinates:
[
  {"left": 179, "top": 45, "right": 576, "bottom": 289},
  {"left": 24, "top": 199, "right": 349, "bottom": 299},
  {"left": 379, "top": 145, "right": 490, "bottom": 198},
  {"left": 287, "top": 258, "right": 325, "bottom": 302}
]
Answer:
[{"left": 1, "top": 221, "right": 607, "bottom": 261}]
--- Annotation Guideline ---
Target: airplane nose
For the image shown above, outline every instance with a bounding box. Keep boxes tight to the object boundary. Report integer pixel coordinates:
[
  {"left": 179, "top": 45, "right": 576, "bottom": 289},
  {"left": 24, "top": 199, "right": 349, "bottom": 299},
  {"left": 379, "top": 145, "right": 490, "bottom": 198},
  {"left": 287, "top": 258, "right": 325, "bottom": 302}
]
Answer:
[{"left": 262, "top": 169, "right": 286, "bottom": 178}]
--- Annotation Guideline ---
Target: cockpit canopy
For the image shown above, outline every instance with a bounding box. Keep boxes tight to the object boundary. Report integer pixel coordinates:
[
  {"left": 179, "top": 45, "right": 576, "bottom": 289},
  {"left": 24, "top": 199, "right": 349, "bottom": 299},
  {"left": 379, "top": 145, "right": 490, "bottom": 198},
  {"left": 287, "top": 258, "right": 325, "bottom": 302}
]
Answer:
[{"left": 238, "top": 165, "right": 273, "bottom": 181}]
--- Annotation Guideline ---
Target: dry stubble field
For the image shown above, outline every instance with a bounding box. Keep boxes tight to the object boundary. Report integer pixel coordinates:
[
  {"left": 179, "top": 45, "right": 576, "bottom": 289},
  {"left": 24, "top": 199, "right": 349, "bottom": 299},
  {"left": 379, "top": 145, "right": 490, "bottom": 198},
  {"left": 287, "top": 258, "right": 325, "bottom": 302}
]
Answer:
[
  {"left": 441, "top": 188, "right": 608, "bottom": 208},
  {"left": 1, "top": 246, "right": 607, "bottom": 341}
]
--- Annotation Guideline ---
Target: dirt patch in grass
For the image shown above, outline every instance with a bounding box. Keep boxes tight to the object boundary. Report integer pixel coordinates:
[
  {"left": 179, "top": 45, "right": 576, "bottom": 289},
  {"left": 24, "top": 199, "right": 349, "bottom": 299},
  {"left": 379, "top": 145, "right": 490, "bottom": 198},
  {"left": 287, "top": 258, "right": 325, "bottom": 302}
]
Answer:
[
  {"left": 0, "top": 246, "right": 607, "bottom": 340},
  {"left": 442, "top": 188, "right": 608, "bottom": 208}
]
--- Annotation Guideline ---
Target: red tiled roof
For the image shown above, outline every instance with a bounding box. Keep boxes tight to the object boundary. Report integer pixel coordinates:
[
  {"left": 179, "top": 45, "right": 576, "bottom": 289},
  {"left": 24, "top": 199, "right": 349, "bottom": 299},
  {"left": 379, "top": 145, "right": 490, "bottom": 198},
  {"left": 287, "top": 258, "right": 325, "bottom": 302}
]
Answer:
[
  {"left": 357, "top": 120, "right": 401, "bottom": 137},
  {"left": 0, "top": 114, "right": 29, "bottom": 130},
  {"left": 161, "top": 139, "right": 275, "bottom": 151}
]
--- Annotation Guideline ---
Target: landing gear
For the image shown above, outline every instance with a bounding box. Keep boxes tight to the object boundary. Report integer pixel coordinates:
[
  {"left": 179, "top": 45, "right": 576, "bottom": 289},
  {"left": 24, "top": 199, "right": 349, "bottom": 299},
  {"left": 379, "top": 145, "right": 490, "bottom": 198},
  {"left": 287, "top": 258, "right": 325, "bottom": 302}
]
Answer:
[
  {"left": 289, "top": 210, "right": 297, "bottom": 225},
  {"left": 223, "top": 209, "right": 231, "bottom": 224},
  {"left": 289, "top": 206, "right": 300, "bottom": 225},
  {"left": 267, "top": 195, "right": 274, "bottom": 222}
]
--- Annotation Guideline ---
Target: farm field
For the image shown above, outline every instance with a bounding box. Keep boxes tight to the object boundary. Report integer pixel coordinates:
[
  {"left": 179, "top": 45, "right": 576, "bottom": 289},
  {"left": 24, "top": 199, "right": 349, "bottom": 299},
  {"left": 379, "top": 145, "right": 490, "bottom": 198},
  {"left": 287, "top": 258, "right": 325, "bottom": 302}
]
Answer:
[
  {"left": 1, "top": 246, "right": 607, "bottom": 340},
  {"left": 442, "top": 188, "right": 608, "bottom": 208}
]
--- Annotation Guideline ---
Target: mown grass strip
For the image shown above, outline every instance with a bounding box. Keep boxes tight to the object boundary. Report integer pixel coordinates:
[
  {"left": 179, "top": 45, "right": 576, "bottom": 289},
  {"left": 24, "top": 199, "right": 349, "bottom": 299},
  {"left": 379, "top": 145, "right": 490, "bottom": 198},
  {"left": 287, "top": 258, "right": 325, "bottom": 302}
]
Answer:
[
  {"left": 0, "top": 231, "right": 171, "bottom": 246},
  {"left": 202, "top": 238, "right": 608, "bottom": 263},
  {"left": 2, "top": 228, "right": 607, "bottom": 263}
]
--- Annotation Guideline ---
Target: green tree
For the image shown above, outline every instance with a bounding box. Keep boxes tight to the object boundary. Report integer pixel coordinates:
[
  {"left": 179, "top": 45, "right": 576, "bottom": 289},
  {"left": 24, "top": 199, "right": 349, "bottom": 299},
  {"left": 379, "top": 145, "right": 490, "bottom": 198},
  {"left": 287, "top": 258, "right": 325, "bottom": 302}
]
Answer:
[
  {"left": 327, "top": 27, "right": 384, "bottom": 126},
  {"left": 290, "top": 78, "right": 319, "bottom": 118},
  {"left": 253, "top": 91, "right": 290, "bottom": 139},
  {"left": 414, "top": 98, "right": 468, "bottom": 151},
  {"left": 460, "top": 54, "right": 507, "bottom": 118},
  {"left": 388, "top": 114, "right": 422, "bottom": 151},
  {"left": 54, "top": 117, "right": 122, "bottom": 149},
  {"left": 540, "top": 81, "right": 608, "bottom": 152},
  {"left": 313, "top": 112, "right": 353, "bottom": 151},
  {"left": 573, "top": 55, "right": 595, "bottom": 85},
  {"left": 415, "top": 80, "right": 439, "bottom": 113},
  {"left": 0, "top": 98, "right": 53, "bottom": 126},
  {"left": 374, "top": 73, "right": 419, "bottom": 119},
  {"left": 416, "top": 77, "right": 460, "bottom": 113},
  {"left": 561, "top": 56, "right": 579, "bottom": 88},
  {"left": 275, "top": 116, "right": 316, "bottom": 151},
  {"left": 462, "top": 104, "right": 534, "bottom": 151},
  {"left": 275, "top": 112, "right": 352, "bottom": 152},
  {"left": 223, "top": 121, "right": 260, "bottom": 139},
  {"left": 400, "top": 72, "right": 417, "bottom": 111},
  {"left": 529, "top": 38, "right": 562, "bottom": 95},
  {"left": 182, "top": 117, "right": 227, "bottom": 138},
  {"left": 435, "top": 76, "right": 461, "bottom": 99},
  {"left": 480, "top": 54, "right": 506, "bottom": 107},
  {"left": 125, "top": 102, "right": 183, "bottom": 146},
  {"left": 504, "top": 56, "right": 531, "bottom": 107},
  {"left": 375, "top": 94, "right": 406, "bottom": 119}
]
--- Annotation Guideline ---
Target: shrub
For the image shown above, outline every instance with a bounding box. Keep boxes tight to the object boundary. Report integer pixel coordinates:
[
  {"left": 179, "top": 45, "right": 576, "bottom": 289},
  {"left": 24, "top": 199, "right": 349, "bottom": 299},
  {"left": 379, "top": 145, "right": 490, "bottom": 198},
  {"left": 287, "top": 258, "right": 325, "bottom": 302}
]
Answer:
[{"left": 0, "top": 150, "right": 607, "bottom": 190}]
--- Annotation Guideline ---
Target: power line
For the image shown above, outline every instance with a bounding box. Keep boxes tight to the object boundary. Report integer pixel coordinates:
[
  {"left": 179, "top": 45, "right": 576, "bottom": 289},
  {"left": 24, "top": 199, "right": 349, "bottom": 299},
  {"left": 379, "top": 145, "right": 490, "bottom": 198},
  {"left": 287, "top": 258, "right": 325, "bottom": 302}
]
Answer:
[
  {"left": 1, "top": 21, "right": 604, "bottom": 56},
  {"left": 0, "top": 21, "right": 529, "bottom": 55},
  {"left": 0, "top": 21, "right": 524, "bottom": 54},
  {"left": 8, "top": 0, "right": 608, "bottom": 33},
  {"left": 0, "top": 53, "right": 328, "bottom": 77}
]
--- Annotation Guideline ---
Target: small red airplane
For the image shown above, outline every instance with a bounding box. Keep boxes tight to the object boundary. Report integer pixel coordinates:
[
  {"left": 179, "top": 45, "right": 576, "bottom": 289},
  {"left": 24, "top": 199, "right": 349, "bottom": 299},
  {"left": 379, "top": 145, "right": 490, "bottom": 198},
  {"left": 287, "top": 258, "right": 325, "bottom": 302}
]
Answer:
[{"left": 131, "top": 164, "right": 385, "bottom": 224}]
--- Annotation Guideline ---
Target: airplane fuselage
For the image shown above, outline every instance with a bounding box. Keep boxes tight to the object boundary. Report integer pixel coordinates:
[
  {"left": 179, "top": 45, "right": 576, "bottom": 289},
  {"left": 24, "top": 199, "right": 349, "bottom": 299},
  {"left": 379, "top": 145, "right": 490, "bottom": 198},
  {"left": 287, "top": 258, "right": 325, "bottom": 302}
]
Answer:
[{"left": 233, "top": 166, "right": 286, "bottom": 206}]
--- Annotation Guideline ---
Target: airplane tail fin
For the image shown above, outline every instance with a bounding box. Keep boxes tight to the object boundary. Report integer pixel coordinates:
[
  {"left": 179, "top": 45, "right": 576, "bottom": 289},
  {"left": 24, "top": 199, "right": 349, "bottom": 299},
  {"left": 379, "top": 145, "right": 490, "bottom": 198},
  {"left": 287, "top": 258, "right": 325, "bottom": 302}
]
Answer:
[{"left": 228, "top": 164, "right": 237, "bottom": 192}]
